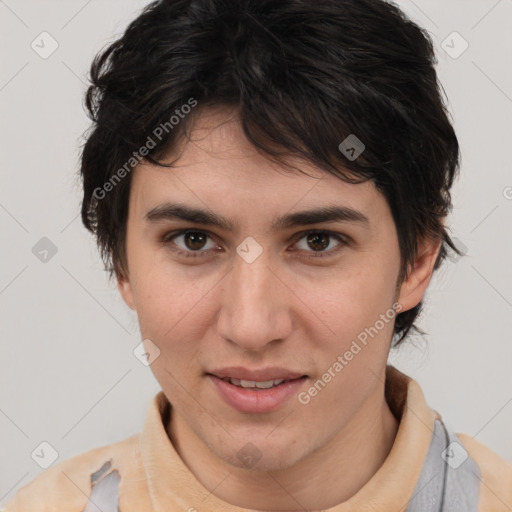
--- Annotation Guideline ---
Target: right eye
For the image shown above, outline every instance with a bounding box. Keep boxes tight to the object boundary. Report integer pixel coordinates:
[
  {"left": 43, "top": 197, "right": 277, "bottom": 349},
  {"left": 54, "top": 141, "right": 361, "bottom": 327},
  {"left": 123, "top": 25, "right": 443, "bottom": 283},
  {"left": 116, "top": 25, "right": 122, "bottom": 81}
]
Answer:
[{"left": 162, "top": 229, "right": 221, "bottom": 258}]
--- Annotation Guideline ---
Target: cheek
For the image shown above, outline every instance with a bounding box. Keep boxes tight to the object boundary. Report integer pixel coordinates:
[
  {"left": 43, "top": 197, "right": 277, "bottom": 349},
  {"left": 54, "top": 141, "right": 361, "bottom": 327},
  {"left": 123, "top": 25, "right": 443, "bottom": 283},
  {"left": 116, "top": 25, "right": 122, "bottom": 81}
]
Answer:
[
  {"left": 311, "top": 259, "right": 399, "bottom": 346},
  {"left": 129, "top": 255, "right": 218, "bottom": 355},
  {"left": 299, "top": 265, "right": 399, "bottom": 414}
]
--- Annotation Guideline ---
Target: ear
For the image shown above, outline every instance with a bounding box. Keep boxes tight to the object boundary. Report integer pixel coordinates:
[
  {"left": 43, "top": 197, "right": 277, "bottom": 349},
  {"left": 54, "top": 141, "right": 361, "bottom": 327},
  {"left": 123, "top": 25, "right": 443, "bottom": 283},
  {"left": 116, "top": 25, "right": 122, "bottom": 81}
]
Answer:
[
  {"left": 397, "top": 236, "right": 442, "bottom": 312},
  {"left": 117, "top": 272, "right": 136, "bottom": 311}
]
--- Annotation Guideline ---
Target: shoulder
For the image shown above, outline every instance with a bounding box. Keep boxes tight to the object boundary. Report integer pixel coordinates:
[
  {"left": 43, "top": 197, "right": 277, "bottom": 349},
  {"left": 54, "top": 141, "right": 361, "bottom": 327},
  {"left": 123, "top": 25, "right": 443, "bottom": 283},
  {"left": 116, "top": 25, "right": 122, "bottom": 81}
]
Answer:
[
  {"left": 3, "top": 433, "right": 144, "bottom": 512},
  {"left": 457, "top": 432, "right": 512, "bottom": 511}
]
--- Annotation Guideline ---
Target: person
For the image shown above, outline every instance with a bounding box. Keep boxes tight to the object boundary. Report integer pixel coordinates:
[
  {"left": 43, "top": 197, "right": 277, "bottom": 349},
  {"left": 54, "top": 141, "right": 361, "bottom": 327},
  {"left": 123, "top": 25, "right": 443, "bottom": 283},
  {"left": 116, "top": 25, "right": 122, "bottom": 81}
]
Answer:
[{"left": 5, "top": 0, "right": 511, "bottom": 510}]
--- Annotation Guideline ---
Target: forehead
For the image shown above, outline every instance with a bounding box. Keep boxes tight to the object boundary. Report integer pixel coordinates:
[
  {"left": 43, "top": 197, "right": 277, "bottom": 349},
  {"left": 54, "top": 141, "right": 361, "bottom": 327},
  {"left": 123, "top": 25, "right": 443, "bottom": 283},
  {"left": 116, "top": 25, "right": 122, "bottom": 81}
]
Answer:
[{"left": 129, "top": 107, "right": 387, "bottom": 224}]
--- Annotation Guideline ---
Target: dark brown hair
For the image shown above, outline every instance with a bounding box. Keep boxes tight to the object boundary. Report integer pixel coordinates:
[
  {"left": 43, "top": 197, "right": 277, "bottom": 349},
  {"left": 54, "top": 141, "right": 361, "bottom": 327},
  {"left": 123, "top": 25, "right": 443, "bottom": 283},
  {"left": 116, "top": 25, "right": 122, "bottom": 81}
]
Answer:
[{"left": 80, "top": 0, "right": 461, "bottom": 346}]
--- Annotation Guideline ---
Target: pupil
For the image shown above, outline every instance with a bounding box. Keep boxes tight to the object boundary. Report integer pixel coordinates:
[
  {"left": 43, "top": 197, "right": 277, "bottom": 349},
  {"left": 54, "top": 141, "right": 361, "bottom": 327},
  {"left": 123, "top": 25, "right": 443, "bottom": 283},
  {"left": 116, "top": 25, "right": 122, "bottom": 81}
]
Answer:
[
  {"left": 308, "top": 233, "right": 329, "bottom": 251},
  {"left": 185, "top": 231, "right": 206, "bottom": 250}
]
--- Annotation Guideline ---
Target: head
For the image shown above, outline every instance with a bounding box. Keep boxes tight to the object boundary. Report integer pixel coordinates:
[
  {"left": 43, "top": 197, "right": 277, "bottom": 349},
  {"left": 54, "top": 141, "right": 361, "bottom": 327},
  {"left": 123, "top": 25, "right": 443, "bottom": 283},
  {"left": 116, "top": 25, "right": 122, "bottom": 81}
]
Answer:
[{"left": 80, "top": 0, "right": 460, "bottom": 471}]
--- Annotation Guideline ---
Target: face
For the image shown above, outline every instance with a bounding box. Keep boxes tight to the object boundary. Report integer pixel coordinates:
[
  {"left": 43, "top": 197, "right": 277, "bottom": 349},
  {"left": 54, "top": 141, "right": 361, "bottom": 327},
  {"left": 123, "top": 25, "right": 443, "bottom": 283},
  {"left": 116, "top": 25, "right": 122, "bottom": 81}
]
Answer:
[{"left": 118, "top": 107, "right": 435, "bottom": 472}]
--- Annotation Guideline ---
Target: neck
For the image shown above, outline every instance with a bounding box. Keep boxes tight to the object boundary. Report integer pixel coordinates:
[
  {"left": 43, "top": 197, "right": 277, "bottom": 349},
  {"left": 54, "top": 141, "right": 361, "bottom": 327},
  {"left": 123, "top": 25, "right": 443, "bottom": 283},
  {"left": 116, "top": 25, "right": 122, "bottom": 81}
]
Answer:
[{"left": 168, "top": 381, "right": 399, "bottom": 510}]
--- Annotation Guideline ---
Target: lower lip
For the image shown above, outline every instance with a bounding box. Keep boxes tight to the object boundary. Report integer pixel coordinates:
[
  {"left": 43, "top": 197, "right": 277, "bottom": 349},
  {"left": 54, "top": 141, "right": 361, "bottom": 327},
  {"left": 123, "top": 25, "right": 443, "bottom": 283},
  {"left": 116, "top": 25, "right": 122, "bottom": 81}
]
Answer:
[{"left": 208, "top": 374, "right": 308, "bottom": 414}]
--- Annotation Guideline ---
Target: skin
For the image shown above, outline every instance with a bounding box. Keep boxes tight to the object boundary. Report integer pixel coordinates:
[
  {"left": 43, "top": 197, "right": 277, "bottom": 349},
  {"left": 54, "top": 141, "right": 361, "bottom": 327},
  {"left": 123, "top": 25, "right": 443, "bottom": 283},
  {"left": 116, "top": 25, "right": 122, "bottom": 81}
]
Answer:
[{"left": 118, "top": 107, "right": 441, "bottom": 510}]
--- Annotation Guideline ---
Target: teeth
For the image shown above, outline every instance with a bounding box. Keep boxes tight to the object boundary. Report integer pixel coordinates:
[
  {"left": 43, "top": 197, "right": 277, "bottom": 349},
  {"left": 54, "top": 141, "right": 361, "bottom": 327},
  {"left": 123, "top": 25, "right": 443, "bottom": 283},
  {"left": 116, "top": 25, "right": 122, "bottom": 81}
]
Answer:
[
  {"left": 226, "top": 378, "right": 286, "bottom": 389},
  {"left": 255, "top": 379, "right": 285, "bottom": 389}
]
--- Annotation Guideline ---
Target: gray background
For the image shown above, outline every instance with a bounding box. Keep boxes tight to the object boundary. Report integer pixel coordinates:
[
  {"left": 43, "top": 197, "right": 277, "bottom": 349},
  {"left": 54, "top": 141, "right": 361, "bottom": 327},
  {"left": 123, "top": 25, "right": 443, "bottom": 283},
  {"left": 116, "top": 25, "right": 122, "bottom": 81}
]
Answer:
[{"left": 1, "top": 0, "right": 511, "bottom": 505}]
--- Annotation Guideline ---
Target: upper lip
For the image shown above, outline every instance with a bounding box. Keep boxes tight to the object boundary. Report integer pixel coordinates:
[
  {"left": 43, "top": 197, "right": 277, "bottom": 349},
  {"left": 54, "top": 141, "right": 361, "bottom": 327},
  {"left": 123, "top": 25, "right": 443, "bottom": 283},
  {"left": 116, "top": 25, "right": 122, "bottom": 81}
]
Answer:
[{"left": 208, "top": 367, "right": 307, "bottom": 382}]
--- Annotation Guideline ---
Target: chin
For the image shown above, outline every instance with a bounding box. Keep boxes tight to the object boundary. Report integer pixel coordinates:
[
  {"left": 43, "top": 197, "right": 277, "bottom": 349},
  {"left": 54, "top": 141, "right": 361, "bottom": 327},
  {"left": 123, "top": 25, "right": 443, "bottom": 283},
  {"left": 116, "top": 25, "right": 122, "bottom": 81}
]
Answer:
[
  {"left": 213, "top": 435, "right": 308, "bottom": 473},
  {"left": 229, "top": 453, "right": 302, "bottom": 472}
]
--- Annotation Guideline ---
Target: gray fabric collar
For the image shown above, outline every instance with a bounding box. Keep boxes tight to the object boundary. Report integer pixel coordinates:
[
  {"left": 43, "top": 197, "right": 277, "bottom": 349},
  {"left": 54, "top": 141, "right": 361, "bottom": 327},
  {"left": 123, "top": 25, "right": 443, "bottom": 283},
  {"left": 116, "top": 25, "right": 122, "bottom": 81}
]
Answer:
[{"left": 405, "top": 419, "right": 481, "bottom": 512}]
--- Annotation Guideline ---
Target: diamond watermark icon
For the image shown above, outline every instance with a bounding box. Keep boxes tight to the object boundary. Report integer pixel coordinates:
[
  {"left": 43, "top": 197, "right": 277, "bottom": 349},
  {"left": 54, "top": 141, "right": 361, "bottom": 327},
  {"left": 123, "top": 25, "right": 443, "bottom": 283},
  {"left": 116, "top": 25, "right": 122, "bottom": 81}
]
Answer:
[
  {"left": 441, "top": 441, "right": 469, "bottom": 469},
  {"left": 237, "top": 442, "right": 262, "bottom": 469},
  {"left": 236, "top": 236, "right": 263, "bottom": 264},
  {"left": 133, "top": 338, "right": 161, "bottom": 366},
  {"left": 31, "top": 31, "right": 59, "bottom": 59},
  {"left": 447, "top": 237, "right": 468, "bottom": 263},
  {"left": 441, "top": 32, "right": 469, "bottom": 59},
  {"left": 32, "top": 237, "right": 58, "bottom": 263},
  {"left": 338, "top": 134, "right": 365, "bottom": 161},
  {"left": 31, "top": 441, "right": 59, "bottom": 469}
]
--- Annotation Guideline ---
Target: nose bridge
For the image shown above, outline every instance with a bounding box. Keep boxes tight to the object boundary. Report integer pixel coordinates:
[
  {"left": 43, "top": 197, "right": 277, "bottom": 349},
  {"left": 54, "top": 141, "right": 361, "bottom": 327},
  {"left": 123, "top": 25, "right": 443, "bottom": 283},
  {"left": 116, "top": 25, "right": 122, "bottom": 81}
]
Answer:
[{"left": 217, "top": 249, "right": 291, "bottom": 350}]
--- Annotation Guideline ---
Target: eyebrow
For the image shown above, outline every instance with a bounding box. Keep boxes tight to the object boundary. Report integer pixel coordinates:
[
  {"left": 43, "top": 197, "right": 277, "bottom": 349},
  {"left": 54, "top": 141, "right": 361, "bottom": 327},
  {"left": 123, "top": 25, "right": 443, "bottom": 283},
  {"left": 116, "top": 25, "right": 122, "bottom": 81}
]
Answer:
[{"left": 145, "top": 203, "right": 369, "bottom": 231}]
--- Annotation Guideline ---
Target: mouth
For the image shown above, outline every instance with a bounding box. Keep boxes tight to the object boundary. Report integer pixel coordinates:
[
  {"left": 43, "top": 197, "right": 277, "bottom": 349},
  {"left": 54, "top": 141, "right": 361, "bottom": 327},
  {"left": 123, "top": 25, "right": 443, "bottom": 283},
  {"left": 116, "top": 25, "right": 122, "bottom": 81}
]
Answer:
[
  {"left": 213, "top": 376, "right": 305, "bottom": 390},
  {"left": 206, "top": 371, "right": 308, "bottom": 413}
]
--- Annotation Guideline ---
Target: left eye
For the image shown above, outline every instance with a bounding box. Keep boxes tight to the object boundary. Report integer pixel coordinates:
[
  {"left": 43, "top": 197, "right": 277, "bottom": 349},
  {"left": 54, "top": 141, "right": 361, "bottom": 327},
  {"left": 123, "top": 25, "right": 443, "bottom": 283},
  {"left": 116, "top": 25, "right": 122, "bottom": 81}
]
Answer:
[{"left": 293, "top": 231, "right": 345, "bottom": 255}]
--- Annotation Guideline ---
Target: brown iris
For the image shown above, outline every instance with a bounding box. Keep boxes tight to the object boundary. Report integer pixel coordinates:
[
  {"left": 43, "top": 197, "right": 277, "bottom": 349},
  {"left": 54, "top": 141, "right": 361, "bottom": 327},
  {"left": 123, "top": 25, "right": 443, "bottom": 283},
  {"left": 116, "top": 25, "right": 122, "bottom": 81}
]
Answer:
[
  {"left": 306, "top": 232, "right": 330, "bottom": 251},
  {"left": 184, "top": 231, "right": 208, "bottom": 250}
]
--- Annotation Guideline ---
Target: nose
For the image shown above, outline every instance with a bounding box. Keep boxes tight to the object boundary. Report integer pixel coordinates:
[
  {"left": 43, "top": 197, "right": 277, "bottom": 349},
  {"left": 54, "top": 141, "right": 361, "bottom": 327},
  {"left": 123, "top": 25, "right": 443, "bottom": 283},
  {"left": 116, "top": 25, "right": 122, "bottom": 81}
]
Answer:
[{"left": 216, "top": 249, "right": 293, "bottom": 352}]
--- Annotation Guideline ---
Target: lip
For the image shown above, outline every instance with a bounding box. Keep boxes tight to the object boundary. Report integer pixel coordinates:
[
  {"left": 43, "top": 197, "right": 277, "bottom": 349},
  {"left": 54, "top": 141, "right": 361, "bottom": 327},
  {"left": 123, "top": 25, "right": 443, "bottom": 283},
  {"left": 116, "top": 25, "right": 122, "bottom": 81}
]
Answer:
[
  {"left": 207, "top": 373, "right": 308, "bottom": 414},
  {"left": 208, "top": 366, "right": 306, "bottom": 382}
]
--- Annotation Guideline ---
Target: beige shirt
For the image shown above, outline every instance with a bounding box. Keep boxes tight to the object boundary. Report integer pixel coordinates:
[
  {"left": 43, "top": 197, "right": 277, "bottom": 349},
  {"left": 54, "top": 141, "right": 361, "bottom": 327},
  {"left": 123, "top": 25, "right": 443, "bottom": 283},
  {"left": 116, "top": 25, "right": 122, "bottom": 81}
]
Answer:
[{"left": 4, "top": 366, "right": 512, "bottom": 511}]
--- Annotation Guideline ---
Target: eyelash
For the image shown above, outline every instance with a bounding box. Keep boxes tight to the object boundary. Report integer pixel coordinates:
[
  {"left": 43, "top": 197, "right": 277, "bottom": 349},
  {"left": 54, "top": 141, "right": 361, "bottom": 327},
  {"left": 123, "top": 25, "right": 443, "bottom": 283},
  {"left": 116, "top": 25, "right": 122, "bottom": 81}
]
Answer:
[{"left": 161, "top": 229, "right": 348, "bottom": 259}]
